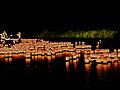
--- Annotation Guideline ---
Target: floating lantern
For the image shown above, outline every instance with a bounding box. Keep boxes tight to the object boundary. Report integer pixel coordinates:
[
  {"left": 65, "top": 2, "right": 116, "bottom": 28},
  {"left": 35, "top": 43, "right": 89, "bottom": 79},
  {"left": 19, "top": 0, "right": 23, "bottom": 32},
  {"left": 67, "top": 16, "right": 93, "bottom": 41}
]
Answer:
[
  {"left": 84, "top": 50, "right": 88, "bottom": 54},
  {"left": 95, "top": 49, "right": 100, "bottom": 53},
  {"left": 65, "top": 57, "right": 70, "bottom": 61},
  {"left": 26, "top": 58, "right": 31, "bottom": 64},
  {"left": 76, "top": 53, "right": 81, "bottom": 58},
  {"left": 72, "top": 54, "right": 77, "bottom": 60},
  {"left": 79, "top": 41, "right": 81, "bottom": 45},
  {"left": 99, "top": 40, "right": 101, "bottom": 44},
  {"left": 118, "top": 49, "right": 120, "bottom": 53},
  {"left": 107, "top": 57, "right": 112, "bottom": 63},
  {"left": 104, "top": 49, "right": 110, "bottom": 53},
  {"left": 75, "top": 49, "right": 81, "bottom": 54},
  {"left": 110, "top": 52, "right": 117, "bottom": 58},
  {"left": 25, "top": 53, "right": 31, "bottom": 58},
  {"left": 47, "top": 52, "right": 51, "bottom": 56},
  {"left": 114, "top": 57, "right": 119, "bottom": 62},
  {"left": 90, "top": 50, "right": 94, "bottom": 53},
  {"left": 96, "top": 58, "right": 102, "bottom": 64},
  {"left": 82, "top": 42, "right": 85, "bottom": 45},
  {"left": 37, "top": 52, "right": 42, "bottom": 55},
  {"left": 18, "top": 50, "right": 24, "bottom": 54},
  {"left": 118, "top": 53, "right": 120, "bottom": 58},
  {"left": 114, "top": 49, "right": 117, "bottom": 53},
  {"left": 84, "top": 54, "right": 89, "bottom": 58},
  {"left": 51, "top": 51, "right": 55, "bottom": 55},
  {"left": 34, "top": 52, "right": 38, "bottom": 55},
  {"left": 102, "top": 58, "right": 108, "bottom": 64},
  {"left": 84, "top": 58, "right": 90, "bottom": 64},
  {"left": 103, "top": 53, "right": 109, "bottom": 58},
  {"left": 75, "top": 42, "right": 77, "bottom": 45}
]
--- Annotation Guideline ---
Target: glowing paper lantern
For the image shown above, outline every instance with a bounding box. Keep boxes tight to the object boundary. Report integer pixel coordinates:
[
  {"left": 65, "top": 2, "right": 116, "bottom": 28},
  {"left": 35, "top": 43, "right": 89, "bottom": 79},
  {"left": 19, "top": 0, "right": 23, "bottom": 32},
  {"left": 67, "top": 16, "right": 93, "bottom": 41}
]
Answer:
[{"left": 26, "top": 58, "right": 31, "bottom": 64}]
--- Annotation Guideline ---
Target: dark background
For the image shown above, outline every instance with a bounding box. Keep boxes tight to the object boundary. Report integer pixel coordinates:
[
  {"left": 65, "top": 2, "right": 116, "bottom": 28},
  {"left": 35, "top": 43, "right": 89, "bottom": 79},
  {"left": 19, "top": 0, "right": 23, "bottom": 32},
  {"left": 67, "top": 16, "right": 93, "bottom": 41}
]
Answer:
[{"left": 1, "top": 1, "right": 120, "bottom": 37}]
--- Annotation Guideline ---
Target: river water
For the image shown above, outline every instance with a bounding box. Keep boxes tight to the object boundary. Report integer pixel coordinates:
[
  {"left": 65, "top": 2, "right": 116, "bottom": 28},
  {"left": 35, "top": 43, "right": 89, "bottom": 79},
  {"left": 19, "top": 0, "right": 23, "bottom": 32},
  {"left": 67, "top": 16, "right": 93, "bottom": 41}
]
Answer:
[{"left": 0, "top": 38, "right": 120, "bottom": 89}]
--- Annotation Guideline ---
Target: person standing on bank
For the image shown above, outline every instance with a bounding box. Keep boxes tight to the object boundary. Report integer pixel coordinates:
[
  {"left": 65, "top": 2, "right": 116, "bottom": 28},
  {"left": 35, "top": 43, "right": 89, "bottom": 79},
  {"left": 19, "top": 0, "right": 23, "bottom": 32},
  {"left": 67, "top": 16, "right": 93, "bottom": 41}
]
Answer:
[{"left": 17, "top": 32, "right": 21, "bottom": 43}]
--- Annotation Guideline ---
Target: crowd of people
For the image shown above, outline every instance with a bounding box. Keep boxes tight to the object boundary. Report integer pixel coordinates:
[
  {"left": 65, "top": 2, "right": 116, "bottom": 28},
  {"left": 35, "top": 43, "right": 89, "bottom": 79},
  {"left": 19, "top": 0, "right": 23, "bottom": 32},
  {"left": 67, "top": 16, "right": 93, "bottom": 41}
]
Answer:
[{"left": 0, "top": 31, "right": 22, "bottom": 47}]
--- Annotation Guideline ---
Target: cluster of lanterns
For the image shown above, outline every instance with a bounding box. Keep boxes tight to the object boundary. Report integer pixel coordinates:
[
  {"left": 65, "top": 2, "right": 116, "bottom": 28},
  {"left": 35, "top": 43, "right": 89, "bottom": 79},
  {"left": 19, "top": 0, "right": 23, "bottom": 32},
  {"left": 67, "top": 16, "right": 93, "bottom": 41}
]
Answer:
[
  {"left": 84, "top": 49, "right": 120, "bottom": 64},
  {"left": 1, "top": 39, "right": 120, "bottom": 67},
  {"left": 0, "top": 39, "right": 92, "bottom": 64}
]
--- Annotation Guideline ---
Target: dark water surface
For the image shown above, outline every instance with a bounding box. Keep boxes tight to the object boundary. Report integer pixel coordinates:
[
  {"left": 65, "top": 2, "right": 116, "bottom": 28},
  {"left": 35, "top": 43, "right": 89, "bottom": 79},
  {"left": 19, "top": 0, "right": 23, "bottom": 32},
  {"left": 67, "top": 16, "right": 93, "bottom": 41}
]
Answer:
[
  {"left": 0, "top": 38, "right": 120, "bottom": 89},
  {"left": 1, "top": 57, "right": 120, "bottom": 89}
]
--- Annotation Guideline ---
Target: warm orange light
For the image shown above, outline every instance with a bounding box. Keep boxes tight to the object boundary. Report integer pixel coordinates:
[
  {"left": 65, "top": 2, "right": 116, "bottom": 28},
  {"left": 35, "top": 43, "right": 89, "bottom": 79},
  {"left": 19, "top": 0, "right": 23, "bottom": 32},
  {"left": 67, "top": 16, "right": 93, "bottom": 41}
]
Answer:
[
  {"left": 66, "top": 62, "right": 70, "bottom": 71},
  {"left": 9, "top": 57, "right": 12, "bottom": 63},
  {"left": 84, "top": 58, "right": 89, "bottom": 64},
  {"left": 34, "top": 55, "right": 38, "bottom": 61},
  {"left": 103, "top": 64, "right": 108, "bottom": 74},
  {"left": 96, "top": 64, "right": 102, "bottom": 77},
  {"left": 73, "top": 60, "right": 77, "bottom": 70},
  {"left": 85, "top": 64, "right": 91, "bottom": 73},
  {"left": 26, "top": 58, "right": 31, "bottom": 64},
  {"left": 114, "top": 62, "right": 118, "bottom": 69},
  {"left": 47, "top": 56, "right": 52, "bottom": 63},
  {"left": 5, "top": 58, "right": 9, "bottom": 63}
]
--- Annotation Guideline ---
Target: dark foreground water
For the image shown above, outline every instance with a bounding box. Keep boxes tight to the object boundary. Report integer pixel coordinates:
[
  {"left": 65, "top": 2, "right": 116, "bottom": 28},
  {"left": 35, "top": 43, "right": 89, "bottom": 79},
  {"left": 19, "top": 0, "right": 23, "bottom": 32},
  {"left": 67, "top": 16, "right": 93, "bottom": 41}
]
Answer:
[
  {"left": 1, "top": 57, "right": 120, "bottom": 90},
  {"left": 0, "top": 38, "right": 120, "bottom": 89}
]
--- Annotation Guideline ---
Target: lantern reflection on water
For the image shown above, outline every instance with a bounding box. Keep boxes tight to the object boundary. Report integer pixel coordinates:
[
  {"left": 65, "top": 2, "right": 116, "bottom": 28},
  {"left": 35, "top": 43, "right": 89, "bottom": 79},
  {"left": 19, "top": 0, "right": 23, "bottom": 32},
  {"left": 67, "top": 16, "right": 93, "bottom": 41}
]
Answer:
[
  {"left": 4, "top": 57, "right": 9, "bottom": 63},
  {"left": 9, "top": 57, "right": 12, "bottom": 63},
  {"left": 73, "top": 59, "right": 77, "bottom": 70},
  {"left": 103, "top": 64, "right": 108, "bottom": 74},
  {"left": 51, "top": 55, "right": 56, "bottom": 60},
  {"left": 66, "top": 62, "right": 70, "bottom": 71},
  {"left": 41, "top": 56, "right": 45, "bottom": 61},
  {"left": 26, "top": 58, "right": 31, "bottom": 64},
  {"left": 46, "top": 56, "right": 52, "bottom": 63},
  {"left": 107, "top": 62, "right": 111, "bottom": 70},
  {"left": 70, "top": 60, "right": 72, "bottom": 65},
  {"left": 85, "top": 64, "right": 91, "bottom": 73},
  {"left": 114, "top": 62, "right": 118, "bottom": 70},
  {"left": 37, "top": 55, "right": 42, "bottom": 61},
  {"left": 25, "top": 52, "right": 31, "bottom": 58},
  {"left": 96, "top": 64, "right": 103, "bottom": 77}
]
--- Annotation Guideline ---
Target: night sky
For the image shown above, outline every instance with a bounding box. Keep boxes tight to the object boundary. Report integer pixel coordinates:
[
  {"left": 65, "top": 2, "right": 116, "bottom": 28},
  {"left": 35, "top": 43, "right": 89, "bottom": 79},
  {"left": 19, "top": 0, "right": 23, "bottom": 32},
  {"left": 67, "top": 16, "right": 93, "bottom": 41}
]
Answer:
[{"left": 1, "top": 1, "right": 120, "bottom": 35}]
